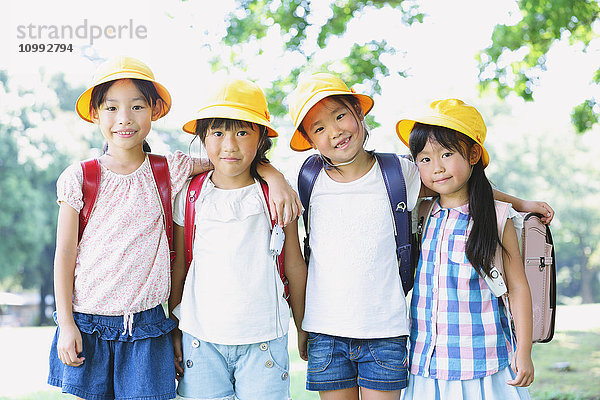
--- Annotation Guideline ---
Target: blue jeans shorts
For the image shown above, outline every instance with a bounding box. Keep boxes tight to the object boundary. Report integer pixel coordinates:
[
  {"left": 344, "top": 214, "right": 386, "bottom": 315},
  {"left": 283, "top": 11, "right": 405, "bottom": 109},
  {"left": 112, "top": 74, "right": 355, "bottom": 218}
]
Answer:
[
  {"left": 176, "top": 331, "right": 290, "bottom": 400},
  {"left": 306, "top": 333, "right": 408, "bottom": 392},
  {"left": 48, "top": 305, "right": 177, "bottom": 400}
]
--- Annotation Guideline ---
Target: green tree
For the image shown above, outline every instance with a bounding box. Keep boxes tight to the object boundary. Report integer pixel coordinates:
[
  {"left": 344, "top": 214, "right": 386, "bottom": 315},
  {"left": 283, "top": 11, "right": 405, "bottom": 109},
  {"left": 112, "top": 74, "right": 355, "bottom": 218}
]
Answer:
[
  {"left": 0, "top": 72, "right": 78, "bottom": 324},
  {"left": 204, "top": 0, "right": 423, "bottom": 120},
  {"left": 478, "top": 0, "right": 600, "bottom": 133},
  {"left": 485, "top": 108, "right": 600, "bottom": 303}
]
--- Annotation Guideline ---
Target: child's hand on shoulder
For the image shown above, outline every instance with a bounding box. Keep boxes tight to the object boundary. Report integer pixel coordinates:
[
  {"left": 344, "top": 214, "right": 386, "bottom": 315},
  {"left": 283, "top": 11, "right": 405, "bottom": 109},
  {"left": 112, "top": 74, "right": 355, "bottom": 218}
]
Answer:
[
  {"left": 297, "top": 329, "right": 308, "bottom": 361},
  {"left": 508, "top": 348, "right": 534, "bottom": 387},
  {"left": 521, "top": 200, "right": 554, "bottom": 225}
]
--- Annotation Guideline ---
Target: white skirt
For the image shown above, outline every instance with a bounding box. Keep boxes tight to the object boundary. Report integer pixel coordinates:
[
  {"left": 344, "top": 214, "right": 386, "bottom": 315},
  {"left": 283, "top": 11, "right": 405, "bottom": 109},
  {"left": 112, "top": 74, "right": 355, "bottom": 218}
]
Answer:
[{"left": 402, "top": 366, "right": 531, "bottom": 400}]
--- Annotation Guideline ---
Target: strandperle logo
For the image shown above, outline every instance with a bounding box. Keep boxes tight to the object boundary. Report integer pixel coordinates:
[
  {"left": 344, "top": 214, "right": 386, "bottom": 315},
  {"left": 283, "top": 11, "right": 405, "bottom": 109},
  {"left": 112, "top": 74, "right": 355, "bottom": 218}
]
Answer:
[{"left": 16, "top": 19, "right": 148, "bottom": 45}]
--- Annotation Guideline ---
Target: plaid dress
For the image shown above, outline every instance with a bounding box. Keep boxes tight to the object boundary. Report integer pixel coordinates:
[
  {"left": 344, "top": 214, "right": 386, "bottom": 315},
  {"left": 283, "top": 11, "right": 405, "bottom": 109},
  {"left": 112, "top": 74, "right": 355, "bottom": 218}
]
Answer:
[{"left": 409, "top": 201, "right": 512, "bottom": 380}]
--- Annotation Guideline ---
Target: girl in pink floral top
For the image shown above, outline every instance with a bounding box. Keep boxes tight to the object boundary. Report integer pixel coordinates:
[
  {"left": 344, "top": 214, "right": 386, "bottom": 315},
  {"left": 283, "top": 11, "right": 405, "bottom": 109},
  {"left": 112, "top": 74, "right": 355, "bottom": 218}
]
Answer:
[{"left": 48, "top": 57, "right": 300, "bottom": 400}]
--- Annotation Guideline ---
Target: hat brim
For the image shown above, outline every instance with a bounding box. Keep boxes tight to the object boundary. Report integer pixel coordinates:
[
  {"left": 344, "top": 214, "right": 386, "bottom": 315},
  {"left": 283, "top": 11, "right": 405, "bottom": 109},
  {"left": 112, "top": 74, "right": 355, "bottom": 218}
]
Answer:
[
  {"left": 182, "top": 105, "right": 279, "bottom": 137},
  {"left": 290, "top": 91, "right": 374, "bottom": 152},
  {"left": 396, "top": 116, "right": 490, "bottom": 167},
  {"left": 75, "top": 72, "right": 172, "bottom": 123}
]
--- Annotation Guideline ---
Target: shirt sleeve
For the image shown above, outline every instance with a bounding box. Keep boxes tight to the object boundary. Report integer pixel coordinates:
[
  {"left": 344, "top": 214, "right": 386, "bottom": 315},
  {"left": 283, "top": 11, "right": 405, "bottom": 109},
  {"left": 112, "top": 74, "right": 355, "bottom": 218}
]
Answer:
[
  {"left": 167, "top": 151, "right": 194, "bottom": 199},
  {"left": 173, "top": 180, "right": 190, "bottom": 227},
  {"left": 507, "top": 205, "right": 524, "bottom": 239},
  {"left": 397, "top": 155, "right": 421, "bottom": 212},
  {"left": 56, "top": 163, "right": 84, "bottom": 212}
]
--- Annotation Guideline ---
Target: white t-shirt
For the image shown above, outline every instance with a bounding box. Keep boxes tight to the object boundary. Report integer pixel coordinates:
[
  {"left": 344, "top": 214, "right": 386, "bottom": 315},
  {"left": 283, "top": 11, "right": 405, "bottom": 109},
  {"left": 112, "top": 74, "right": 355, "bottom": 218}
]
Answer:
[
  {"left": 296, "top": 155, "right": 421, "bottom": 338},
  {"left": 173, "top": 172, "right": 289, "bottom": 345}
]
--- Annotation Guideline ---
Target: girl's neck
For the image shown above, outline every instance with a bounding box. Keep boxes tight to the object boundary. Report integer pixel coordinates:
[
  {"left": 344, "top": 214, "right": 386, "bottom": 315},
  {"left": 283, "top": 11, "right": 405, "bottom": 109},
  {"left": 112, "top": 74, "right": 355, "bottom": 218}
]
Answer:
[
  {"left": 438, "top": 189, "right": 469, "bottom": 209},
  {"left": 324, "top": 148, "right": 375, "bottom": 183},
  {"left": 210, "top": 170, "right": 255, "bottom": 190},
  {"left": 100, "top": 147, "right": 146, "bottom": 175}
]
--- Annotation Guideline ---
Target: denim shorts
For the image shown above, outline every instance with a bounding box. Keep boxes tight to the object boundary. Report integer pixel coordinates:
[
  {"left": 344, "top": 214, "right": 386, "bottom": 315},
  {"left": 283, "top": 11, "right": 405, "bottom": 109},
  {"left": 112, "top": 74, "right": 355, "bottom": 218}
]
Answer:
[
  {"left": 48, "top": 305, "right": 177, "bottom": 400},
  {"left": 306, "top": 333, "right": 408, "bottom": 392},
  {"left": 176, "top": 331, "right": 290, "bottom": 400}
]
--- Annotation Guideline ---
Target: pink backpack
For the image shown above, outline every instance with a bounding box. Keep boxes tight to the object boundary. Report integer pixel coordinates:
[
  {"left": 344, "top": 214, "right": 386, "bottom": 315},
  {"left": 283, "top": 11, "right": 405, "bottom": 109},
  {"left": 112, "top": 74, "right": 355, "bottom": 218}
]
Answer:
[{"left": 418, "top": 199, "right": 556, "bottom": 343}]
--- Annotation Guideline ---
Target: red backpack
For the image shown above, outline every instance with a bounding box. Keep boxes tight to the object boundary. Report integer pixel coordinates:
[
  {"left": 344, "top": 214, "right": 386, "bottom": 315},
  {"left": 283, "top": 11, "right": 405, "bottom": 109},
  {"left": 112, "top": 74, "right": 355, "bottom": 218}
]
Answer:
[
  {"left": 79, "top": 155, "right": 174, "bottom": 262},
  {"left": 183, "top": 172, "right": 289, "bottom": 300}
]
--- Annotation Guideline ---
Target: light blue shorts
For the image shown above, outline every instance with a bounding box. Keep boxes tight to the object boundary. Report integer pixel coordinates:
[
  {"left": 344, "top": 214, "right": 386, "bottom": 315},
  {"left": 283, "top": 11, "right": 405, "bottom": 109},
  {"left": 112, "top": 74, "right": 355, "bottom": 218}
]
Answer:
[{"left": 176, "top": 332, "right": 290, "bottom": 400}]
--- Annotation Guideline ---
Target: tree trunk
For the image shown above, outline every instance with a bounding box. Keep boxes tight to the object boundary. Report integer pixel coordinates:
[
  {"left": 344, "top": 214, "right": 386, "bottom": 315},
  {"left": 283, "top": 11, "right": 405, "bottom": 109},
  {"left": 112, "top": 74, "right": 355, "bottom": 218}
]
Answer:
[{"left": 580, "top": 257, "right": 594, "bottom": 304}]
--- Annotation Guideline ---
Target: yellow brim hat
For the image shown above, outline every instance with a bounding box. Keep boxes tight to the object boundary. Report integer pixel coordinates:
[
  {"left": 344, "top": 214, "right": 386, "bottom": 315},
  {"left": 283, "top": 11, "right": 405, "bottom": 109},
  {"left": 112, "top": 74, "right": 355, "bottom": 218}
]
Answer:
[
  {"left": 396, "top": 99, "right": 490, "bottom": 167},
  {"left": 75, "top": 56, "right": 171, "bottom": 123},
  {"left": 288, "top": 73, "right": 374, "bottom": 151},
  {"left": 182, "top": 78, "right": 278, "bottom": 137}
]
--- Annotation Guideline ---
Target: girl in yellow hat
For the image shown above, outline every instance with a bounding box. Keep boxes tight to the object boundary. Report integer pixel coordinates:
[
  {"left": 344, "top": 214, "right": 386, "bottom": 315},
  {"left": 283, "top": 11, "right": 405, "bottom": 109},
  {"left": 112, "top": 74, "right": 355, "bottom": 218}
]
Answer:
[
  {"left": 168, "top": 78, "right": 308, "bottom": 400},
  {"left": 397, "top": 99, "right": 536, "bottom": 400},
  {"left": 49, "top": 57, "right": 299, "bottom": 400},
  {"left": 287, "top": 75, "right": 553, "bottom": 400}
]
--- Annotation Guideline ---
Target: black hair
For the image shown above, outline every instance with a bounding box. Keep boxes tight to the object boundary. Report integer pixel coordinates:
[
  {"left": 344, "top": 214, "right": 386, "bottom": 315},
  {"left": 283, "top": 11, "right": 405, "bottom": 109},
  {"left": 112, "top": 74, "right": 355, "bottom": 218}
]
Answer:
[
  {"left": 409, "top": 122, "right": 504, "bottom": 277},
  {"left": 194, "top": 118, "right": 272, "bottom": 183},
  {"left": 297, "top": 94, "right": 372, "bottom": 170},
  {"left": 91, "top": 78, "right": 165, "bottom": 154}
]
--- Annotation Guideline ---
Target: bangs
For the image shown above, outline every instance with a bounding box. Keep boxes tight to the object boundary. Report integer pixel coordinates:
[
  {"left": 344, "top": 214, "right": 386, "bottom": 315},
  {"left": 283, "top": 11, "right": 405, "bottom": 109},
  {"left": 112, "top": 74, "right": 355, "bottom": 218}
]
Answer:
[{"left": 409, "top": 123, "right": 472, "bottom": 159}]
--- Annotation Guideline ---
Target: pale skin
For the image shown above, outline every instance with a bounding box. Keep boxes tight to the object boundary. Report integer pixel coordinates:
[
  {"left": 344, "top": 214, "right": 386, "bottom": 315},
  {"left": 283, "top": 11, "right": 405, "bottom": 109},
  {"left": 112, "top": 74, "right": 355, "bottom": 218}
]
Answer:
[
  {"left": 415, "top": 138, "right": 535, "bottom": 387},
  {"left": 168, "top": 123, "right": 308, "bottom": 380},
  {"left": 300, "top": 96, "right": 550, "bottom": 399},
  {"left": 53, "top": 79, "right": 300, "bottom": 385}
]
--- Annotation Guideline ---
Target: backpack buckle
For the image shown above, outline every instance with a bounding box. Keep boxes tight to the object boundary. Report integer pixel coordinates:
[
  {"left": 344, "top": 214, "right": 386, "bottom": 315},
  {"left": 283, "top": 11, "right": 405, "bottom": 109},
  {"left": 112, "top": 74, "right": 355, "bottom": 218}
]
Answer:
[{"left": 396, "top": 202, "right": 406, "bottom": 212}]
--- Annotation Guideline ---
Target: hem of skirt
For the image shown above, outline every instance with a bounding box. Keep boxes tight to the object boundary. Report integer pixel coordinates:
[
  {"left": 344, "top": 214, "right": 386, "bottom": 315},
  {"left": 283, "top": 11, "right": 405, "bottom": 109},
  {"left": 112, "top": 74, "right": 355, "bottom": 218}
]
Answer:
[
  {"left": 49, "top": 377, "right": 176, "bottom": 400},
  {"left": 48, "top": 378, "right": 112, "bottom": 400}
]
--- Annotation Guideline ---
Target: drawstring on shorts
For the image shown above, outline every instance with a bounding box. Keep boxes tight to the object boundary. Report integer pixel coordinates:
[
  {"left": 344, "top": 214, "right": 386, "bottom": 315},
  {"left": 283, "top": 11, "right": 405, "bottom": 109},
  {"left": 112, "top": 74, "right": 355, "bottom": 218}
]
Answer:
[{"left": 122, "top": 312, "right": 134, "bottom": 336}]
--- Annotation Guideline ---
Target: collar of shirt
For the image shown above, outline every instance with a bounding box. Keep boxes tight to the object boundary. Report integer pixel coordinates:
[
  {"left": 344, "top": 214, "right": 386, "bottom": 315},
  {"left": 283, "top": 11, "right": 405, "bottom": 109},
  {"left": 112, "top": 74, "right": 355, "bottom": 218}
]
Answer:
[{"left": 430, "top": 199, "right": 470, "bottom": 217}]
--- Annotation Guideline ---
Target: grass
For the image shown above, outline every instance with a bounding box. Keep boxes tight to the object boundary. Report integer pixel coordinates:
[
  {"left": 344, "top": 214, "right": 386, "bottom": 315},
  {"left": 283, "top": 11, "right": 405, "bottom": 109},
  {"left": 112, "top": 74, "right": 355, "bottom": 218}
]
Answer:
[{"left": 528, "top": 330, "right": 600, "bottom": 400}]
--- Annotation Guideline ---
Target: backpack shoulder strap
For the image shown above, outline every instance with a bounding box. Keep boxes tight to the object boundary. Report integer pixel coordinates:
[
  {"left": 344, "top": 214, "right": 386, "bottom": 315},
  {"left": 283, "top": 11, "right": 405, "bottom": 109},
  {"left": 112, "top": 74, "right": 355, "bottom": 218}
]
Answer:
[
  {"left": 374, "top": 152, "right": 414, "bottom": 294},
  {"left": 184, "top": 172, "right": 209, "bottom": 273},
  {"left": 492, "top": 201, "right": 512, "bottom": 276},
  {"left": 79, "top": 159, "right": 101, "bottom": 243},
  {"left": 260, "top": 181, "right": 289, "bottom": 300},
  {"left": 298, "top": 154, "right": 323, "bottom": 232},
  {"left": 148, "top": 154, "right": 174, "bottom": 262}
]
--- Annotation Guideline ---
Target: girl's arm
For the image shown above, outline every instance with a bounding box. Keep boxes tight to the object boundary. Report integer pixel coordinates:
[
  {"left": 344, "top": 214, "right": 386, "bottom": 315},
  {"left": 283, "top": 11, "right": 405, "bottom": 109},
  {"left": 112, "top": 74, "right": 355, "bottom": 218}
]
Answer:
[
  {"left": 53, "top": 203, "right": 85, "bottom": 367},
  {"left": 493, "top": 190, "right": 554, "bottom": 225},
  {"left": 283, "top": 220, "right": 308, "bottom": 361},
  {"left": 501, "top": 218, "right": 535, "bottom": 387},
  {"left": 257, "top": 163, "right": 302, "bottom": 227},
  {"left": 168, "top": 224, "right": 186, "bottom": 379},
  {"left": 191, "top": 157, "right": 213, "bottom": 176}
]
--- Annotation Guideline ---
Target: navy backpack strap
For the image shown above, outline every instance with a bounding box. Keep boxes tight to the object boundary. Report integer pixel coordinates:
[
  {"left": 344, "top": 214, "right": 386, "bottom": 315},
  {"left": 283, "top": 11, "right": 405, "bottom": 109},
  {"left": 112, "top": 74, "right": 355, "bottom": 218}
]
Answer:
[
  {"left": 297, "top": 154, "right": 323, "bottom": 232},
  {"left": 375, "top": 152, "right": 414, "bottom": 294}
]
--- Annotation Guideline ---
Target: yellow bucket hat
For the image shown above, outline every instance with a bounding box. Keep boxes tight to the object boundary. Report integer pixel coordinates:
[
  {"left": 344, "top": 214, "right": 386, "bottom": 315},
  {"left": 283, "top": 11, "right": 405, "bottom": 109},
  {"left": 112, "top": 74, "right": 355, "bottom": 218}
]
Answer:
[
  {"left": 287, "top": 73, "right": 374, "bottom": 151},
  {"left": 396, "top": 98, "right": 490, "bottom": 167},
  {"left": 182, "top": 78, "right": 278, "bottom": 137},
  {"left": 75, "top": 56, "right": 172, "bottom": 123}
]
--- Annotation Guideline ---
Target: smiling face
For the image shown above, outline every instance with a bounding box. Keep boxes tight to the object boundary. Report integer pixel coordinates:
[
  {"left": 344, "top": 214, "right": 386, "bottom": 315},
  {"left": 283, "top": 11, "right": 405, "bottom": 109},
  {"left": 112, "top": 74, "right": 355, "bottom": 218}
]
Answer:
[
  {"left": 301, "top": 96, "right": 367, "bottom": 165},
  {"left": 202, "top": 119, "right": 262, "bottom": 189},
  {"left": 91, "top": 79, "right": 155, "bottom": 154},
  {"left": 415, "top": 137, "right": 481, "bottom": 208}
]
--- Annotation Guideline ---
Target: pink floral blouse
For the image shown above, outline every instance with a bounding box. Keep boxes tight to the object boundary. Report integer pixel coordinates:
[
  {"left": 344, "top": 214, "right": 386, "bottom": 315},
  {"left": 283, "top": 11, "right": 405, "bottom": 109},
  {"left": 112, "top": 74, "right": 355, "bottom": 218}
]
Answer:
[{"left": 57, "top": 151, "right": 193, "bottom": 316}]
